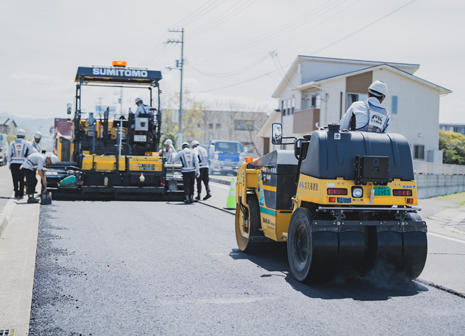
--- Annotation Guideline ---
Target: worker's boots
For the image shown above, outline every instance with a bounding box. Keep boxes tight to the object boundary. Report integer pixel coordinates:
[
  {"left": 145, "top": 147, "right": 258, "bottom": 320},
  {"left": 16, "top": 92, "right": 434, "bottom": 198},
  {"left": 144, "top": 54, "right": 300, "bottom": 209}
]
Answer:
[
  {"left": 190, "top": 195, "right": 195, "bottom": 203},
  {"left": 194, "top": 194, "right": 201, "bottom": 202},
  {"left": 184, "top": 196, "right": 191, "bottom": 204},
  {"left": 203, "top": 192, "right": 211, "bottom": 200},
  {"left": 27, "top": 196, "right": 39, "bottom": 204}
]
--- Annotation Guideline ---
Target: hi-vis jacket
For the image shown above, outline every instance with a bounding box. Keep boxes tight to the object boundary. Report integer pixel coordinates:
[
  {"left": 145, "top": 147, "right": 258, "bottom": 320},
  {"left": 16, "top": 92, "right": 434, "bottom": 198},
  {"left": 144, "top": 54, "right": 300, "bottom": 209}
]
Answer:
[
  {"left": 171, "top": 148, "right": 199, "bottom": 174},
  {"left": 20, "top": 152, "right": 46, "bottom": 171},
  {"left": 340, "top": 97, "right": 390, "bottom": 133},
  {"left": 194, "top": 146, "right": 209, "bottom": 169},
  {"left": 30, "top": 140, "right": 41, "bottom": 154},
  {"left": 164, "top": 146, "right": 177, "bottom": 164},
  {"left": 8, "top": 139, "right": 37, "bottom": 165},
  {"left": 135, "top": 104, "right": 150, "bottom": 117}
]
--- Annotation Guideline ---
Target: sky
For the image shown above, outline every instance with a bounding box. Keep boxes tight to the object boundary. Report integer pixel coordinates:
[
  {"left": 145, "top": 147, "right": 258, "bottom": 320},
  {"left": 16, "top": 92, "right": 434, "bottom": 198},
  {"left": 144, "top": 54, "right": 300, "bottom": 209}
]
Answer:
[{"left": 0, "top": 0, "right": 463, "bottom": 123}]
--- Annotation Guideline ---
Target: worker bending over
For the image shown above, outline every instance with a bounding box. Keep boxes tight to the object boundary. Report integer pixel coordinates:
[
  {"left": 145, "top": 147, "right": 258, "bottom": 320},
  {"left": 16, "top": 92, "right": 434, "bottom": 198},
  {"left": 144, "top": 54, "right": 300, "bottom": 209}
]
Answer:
[
  {"left": 171, "top": 142, "right": 199, "bottom": 204},
  {"left": 30, "top": 131, "right": 42, "bottom": 153},
  {"left": 163, "top": 139, "right": 177, "bottom": 164},
  {"left": 20, "top": 152, "right": 58, "bottom": 203},
  {"left": 340, "top": 80, "right": 390, "bottom": 133},
  {"left": 8, "top": 128, "right": 37, "bottom": 200},
  {"left": 191, "top": 140, "right": 211, "bottom": 201}
]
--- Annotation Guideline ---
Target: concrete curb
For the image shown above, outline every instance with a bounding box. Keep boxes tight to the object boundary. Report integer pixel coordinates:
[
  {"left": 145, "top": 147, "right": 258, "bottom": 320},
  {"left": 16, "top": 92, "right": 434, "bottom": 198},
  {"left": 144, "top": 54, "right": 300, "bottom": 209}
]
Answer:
[
  {"left": 0, "top": 194, "right": 16, "bottom": 240},
  {"left": 0, "top": 200, "right": 41, "bottom": 335}
]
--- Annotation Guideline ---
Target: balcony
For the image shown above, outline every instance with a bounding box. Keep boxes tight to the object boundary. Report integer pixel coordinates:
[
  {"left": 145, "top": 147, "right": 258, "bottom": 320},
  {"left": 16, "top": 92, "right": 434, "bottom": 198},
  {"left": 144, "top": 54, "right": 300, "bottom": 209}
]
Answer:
[{"left": 293, "top": 108, "right": 320, "bottom": 134}]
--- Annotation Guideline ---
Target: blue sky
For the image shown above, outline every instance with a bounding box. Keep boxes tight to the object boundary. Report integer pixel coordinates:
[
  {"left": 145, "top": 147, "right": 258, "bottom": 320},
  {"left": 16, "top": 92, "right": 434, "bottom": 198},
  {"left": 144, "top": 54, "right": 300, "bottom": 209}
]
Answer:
[{"left": 0, "top": 0, "right": 462, "bottom": 123}]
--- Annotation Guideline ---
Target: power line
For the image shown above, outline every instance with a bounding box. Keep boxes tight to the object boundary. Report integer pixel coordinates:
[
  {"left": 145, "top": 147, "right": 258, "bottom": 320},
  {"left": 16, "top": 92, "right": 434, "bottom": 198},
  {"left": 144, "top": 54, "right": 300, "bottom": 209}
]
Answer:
[
  {"left": 188, "top": 0, "right": 257, "bottom": 39},
  {"left": 194, "top": 0, "right": 418, "bottom": 94},
  {"left": 186, "top": 52, "right": 271, "bottom": 77},
  {"left": 174, "top": 0, "right": 227, "bottom": 28},
  {"left": 170, "top": 0, "right": 216, "bottom": 28}
]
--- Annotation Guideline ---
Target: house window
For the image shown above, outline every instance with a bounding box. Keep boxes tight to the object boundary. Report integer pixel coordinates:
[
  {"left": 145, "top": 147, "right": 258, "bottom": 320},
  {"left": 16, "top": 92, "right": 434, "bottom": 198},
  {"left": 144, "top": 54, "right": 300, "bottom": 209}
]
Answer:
[
  {"left": 347, "top": 93, "right": 368, "bottom": 108},
  {"left": 291, "top": 96, "right": 295, "bottom": 114},
  {"left": 234, "top": 120, "right": 255, "bottom": 131},
  {"left": 216, "top": 123, "right": 221, "bottom": 129},
  {"left": 414, "top": 145, "right": 425, "bottom": 160},
  {"left": 281, "top": 100, "right": 285, "bottom": 116},
  {"left": 392, "top": 96, "right": 398, "bottom": 114},
  {"left": 208, "top": 123, "right": 213, "bottom": 129}
]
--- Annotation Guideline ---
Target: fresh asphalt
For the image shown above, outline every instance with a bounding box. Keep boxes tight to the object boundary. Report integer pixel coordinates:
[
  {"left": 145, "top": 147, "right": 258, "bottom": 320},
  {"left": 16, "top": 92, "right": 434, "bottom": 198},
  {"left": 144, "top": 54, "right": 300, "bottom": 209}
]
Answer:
[{"left": 29, "top": 181, "right": 465, "bottom": 335}]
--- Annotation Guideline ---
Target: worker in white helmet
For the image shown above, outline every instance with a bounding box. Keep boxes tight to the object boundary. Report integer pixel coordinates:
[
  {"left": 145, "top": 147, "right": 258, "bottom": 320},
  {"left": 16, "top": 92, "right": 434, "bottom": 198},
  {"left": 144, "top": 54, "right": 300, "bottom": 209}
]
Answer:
[
  {"left": 171, "top": 142, "right": 200, "bottom": 204},
  {"left": 20, "top": 152, "right": 58, "bottom": 203},
  {"left": 30, "top": 131, "right": 42, "bottom": 153},
  {"left": 163, "top": 138, "right": 177, "bottom": 164},
  {"left": 134, "top": 97, "right": 150, "bottom": 118},
  {"left": 340, "top": 80, "right": 391, "bottom": 133},
  {"left": 8, "top": 128, "right": 37, "bottom": 200},
  {"left": 191, "top": 140, "right": 211, "bottom": 201}
]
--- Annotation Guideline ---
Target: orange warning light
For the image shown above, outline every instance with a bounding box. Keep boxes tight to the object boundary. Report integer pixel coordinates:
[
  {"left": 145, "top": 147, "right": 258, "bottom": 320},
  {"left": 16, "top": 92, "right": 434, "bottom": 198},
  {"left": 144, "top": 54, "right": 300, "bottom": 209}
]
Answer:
[
  {"left": 112, "top": 60, "right": 127, "bottom": 67},
  {"left": 245, "top": 157, "right": 253, "bottom": 164}
]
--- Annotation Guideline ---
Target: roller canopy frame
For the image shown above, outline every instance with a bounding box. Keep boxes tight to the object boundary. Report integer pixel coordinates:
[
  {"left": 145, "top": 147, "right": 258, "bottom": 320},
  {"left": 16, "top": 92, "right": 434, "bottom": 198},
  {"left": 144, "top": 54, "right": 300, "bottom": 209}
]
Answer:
[{"left": 75, "top": 66, "right": 162, "bottom": 86}]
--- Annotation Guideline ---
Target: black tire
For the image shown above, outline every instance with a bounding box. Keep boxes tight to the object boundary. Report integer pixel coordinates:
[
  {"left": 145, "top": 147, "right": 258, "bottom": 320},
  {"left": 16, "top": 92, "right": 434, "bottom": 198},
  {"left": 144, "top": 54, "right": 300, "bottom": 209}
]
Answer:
[
  {"left": 235, "top": 194, "right": 262, "bottom": 253},
  {"left": 288, "top": 207, "right": 338, "bottom": 283}
]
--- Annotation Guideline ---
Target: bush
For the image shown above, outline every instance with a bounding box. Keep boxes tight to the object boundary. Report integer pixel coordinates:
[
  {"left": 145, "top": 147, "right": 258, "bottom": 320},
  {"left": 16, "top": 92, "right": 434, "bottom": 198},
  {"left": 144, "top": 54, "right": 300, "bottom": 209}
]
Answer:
[{"left": 439, "top": 130, "right": 465, "bottom": 165}]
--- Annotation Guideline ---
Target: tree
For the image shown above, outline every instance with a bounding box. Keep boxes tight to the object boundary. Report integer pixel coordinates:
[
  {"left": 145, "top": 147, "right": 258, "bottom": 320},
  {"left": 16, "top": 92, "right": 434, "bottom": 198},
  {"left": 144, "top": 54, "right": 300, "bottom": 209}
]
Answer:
[
  {"left": 439, "top": 130, "right": 465, "bottom": 165},
  {"left": 161, "top": 90, "right": 205, "bottom": 149}
]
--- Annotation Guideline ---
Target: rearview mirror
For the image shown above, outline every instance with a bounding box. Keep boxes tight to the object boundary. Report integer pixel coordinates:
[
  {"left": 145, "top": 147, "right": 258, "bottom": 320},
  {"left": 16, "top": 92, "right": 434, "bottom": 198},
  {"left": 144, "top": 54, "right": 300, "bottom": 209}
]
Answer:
[
  {"left": 272, "top": 123, "right": 282, "bottom": 145},
  {"left": 67, "top": 103, "right": 72, "bottom": 115}
]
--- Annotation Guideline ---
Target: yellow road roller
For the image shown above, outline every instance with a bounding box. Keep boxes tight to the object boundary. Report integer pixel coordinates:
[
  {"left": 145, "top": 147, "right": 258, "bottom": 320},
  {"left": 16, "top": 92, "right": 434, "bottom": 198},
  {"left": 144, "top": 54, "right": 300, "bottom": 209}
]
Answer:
[{"left": 235, "top": 123, "right": 427, "bottom": 283}]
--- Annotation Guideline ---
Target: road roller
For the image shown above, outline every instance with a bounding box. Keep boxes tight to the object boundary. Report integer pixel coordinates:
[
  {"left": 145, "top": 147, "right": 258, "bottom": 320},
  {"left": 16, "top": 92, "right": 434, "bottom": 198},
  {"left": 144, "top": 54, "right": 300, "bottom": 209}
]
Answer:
[{"left": 235, "top": 123, "right": 427, "bottom": 283}]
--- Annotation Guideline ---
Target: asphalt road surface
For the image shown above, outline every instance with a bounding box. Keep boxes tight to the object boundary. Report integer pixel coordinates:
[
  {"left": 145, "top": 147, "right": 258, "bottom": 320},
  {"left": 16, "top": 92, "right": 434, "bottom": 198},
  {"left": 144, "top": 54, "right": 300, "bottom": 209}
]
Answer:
[{"left": 30, "top": 199, "right": 465, "bottom": 335}]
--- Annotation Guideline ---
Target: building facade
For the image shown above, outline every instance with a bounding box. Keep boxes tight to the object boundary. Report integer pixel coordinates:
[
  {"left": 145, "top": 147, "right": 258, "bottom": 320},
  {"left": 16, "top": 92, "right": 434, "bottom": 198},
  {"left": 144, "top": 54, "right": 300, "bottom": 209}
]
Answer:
[
  {"left": 199, "top": 110, "right": 268, "bottom": 156},
  {"left": 0, "top": 117, "right": 17, "bottom": 135},
  {"left": 258, "top": 56, "right": 452, "bottom": 163},
  {"left": 440, "top": 123, "right": 465, "bottom": 135}
]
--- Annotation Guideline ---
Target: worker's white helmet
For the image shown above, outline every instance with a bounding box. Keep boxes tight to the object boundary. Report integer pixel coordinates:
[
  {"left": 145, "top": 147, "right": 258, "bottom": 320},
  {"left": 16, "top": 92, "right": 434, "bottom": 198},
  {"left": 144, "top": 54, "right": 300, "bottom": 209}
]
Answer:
[
  {"left": 16, "top": 128, "right": 26, "bottom": 138},
  {"left": 34, "top": 131, "right": 42, "bottom": 140},
  {"left": 368, "top": 80, "right": 388, "bottom": 97},
  {"left": 135, "top": 97, "right": 143, "bottom": 104},
  {"left": 164, "top": 139, "right": 173, "bottom": 146},
  {"left": 191, "top": 140, "right": 200, "bottom": 148},
  {"left": 46, "top": 154, "right": 58, "bottom": 164},
  {"left": 182, "top": 142, "right": 190, "bottom": 149}
]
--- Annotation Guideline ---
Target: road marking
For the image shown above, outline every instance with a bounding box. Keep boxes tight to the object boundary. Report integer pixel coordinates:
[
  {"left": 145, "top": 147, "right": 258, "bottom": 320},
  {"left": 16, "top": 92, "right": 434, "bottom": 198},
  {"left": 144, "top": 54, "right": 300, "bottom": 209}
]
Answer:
[{"left": 428, "top": 232, "right": 465, "bottom": 245}]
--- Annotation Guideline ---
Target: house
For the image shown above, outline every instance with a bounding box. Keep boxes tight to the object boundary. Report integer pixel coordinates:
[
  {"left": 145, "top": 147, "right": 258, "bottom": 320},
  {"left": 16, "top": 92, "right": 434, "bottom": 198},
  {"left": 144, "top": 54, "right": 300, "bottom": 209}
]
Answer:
[
  {"left": 440, "top": 123, "right": 465, "bottom": 135},
  {"left": 0, "top": 117, "right": 18, "bottom": 135},
  {"left": 199, "top": 110, "right": 268, "bottom": 156},
  {"left": 258, "top": 56, "right": 452, "bottom": 163}
]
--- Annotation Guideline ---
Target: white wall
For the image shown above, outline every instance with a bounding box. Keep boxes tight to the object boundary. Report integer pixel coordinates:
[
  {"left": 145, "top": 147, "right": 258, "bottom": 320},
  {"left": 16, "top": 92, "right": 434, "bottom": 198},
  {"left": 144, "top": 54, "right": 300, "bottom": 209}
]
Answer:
[
  {"left": 373, "top": 68, "right": 442, "bottom": 163},
  {"left": 319, "top": 77, "right": 346, "bottom": 127}
]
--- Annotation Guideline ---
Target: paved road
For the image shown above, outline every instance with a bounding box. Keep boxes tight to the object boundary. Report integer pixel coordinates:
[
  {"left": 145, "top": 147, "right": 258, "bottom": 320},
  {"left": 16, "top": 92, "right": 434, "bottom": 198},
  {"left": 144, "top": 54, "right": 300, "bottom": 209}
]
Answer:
[
  {"left": 0, "top": 165, "right": 13, "bottom": 209},
  {"left": 30, "top": 200, "right": 465, "bottom": 335}
]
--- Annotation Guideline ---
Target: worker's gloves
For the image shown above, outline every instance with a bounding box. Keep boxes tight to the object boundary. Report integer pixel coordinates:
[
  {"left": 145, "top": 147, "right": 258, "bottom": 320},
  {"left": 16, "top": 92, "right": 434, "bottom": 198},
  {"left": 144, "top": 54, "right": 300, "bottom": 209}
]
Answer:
[{"left": 196, "top": 171, "right": 200, "bottom": 178}]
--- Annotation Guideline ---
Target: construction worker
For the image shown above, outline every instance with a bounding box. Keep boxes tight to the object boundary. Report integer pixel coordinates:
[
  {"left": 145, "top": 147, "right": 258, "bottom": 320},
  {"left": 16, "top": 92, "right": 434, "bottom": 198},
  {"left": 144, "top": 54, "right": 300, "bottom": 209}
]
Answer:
[
  {"left": 191, "top": 140, "right": 211, "bottom": 201},
  {"left": 8, "top": 129, "right": 37, "bottom": 200},
  {"left": 340, "top": 80, "right": 390, "bottom": 133},
  {"left": 31, "top": 131, "right": 42, "bottom": 153},
  {"left": 134, "top": 97, "right": 150, "bottom": 117},
  {"left": 20, "top": 152, "right": 58, "bottom": 203},
  {"left": 171, "top": 142, "right": 200, "bottom": 204},
  {"left": 163, "top": 139, "right": 177, "bottom": 164}
]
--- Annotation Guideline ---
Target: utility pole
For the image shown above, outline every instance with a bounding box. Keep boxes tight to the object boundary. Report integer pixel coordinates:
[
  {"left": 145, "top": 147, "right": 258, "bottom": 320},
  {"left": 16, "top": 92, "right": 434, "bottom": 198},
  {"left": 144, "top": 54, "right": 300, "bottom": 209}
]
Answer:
[{"left": 165, "top": 28, "right": 184, "bottom": 150}]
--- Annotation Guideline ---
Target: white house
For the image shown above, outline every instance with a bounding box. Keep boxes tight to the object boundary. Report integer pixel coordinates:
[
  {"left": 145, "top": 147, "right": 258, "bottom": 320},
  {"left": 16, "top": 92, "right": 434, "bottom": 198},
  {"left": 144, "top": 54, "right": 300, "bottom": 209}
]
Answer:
[{"left": 258, "top": 56, "right": 452, "bottom": 163}]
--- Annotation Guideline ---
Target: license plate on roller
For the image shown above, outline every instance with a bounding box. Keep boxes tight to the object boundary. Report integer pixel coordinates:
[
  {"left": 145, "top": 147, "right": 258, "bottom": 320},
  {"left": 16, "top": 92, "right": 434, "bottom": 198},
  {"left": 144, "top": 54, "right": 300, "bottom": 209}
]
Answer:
[{"left": 374, "top": 186, "right": 391, "bottom": 196}]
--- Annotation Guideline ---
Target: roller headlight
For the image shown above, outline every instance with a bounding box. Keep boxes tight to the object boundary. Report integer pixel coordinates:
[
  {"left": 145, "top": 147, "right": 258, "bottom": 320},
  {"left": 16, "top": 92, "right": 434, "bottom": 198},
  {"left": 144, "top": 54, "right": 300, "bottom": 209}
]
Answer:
[{"left": 352, "top": 187, "right": 363, "bottom": 198}]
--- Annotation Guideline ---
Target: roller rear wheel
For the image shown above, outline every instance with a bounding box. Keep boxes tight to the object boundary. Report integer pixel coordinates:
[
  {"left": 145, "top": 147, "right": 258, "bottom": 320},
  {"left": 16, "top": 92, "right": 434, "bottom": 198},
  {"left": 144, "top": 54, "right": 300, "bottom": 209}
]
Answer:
[
  {"left": 287, "top": 208, "right": 338, "bottom": 283},
  {"left": 235, "top": 194, "right": 262, "bottom": 253}
]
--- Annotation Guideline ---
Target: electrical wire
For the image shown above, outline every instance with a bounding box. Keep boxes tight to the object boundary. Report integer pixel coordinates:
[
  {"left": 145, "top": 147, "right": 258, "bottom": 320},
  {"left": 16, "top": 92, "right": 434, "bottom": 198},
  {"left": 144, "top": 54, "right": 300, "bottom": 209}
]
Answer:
[
  {"left": 170, "top": 0, "right": 217, "bottom": 28},
  {"left": 174, "top": 0, "right": 227, "bottom": 28},
  {"left": 188, "top": 0, "right": 257, "bottom": 39},
  {"left": 193, "top": 0, "right": 419, "bottom": 94},
  {"left": 191, "top": 0, "right": 346, "bottom": 59},
  {"left": 186, "top": 53, "right": 271, "bottom": 77}
]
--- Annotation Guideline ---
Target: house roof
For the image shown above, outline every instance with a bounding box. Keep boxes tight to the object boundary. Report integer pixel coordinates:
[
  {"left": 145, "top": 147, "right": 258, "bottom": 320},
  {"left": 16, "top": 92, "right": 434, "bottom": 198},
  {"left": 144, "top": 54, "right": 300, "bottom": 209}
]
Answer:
[
  {"left": 257, "top": 110, "right": 280, "bottom": 137},
  {"left": 272, "top": 55, "right": 421, "bottom": 98},
  {"left": 294, "top": 63, "right": 452, "bottom": 95},
  {"left": 0, "top": 117, "right": 17, "bottom": 127}
]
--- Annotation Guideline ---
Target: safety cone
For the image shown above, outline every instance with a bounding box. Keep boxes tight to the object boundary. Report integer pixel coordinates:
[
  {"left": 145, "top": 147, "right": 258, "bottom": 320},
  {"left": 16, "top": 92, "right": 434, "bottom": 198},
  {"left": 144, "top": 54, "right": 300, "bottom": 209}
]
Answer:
[{"left": 224, "top": 178, "right": 236, "bottom": 210}]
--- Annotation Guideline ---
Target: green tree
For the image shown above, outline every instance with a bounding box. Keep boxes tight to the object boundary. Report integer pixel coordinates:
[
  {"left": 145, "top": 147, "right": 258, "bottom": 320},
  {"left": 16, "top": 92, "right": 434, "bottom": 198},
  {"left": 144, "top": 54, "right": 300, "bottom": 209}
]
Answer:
[
  {"left": 161, "top": 91, "right": 205, "bottom": 149},
  {"left": 439, "top": 130, "right": 465, "bottom": 165}
]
